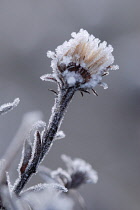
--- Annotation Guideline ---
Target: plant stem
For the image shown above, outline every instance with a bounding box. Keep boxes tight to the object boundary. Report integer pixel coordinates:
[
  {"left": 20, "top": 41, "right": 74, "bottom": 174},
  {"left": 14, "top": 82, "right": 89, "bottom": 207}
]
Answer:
[
  {"left": 40, "top": 86, "right": 76, "bottom": 161},
  {"left": 13, "top": 86, "right": 76, "bottom": 195}
]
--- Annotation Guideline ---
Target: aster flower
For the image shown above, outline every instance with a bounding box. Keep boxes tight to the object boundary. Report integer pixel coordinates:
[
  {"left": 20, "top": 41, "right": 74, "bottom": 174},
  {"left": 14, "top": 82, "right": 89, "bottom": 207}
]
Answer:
[
  {"left": 61, "top": 154, "right": 98, "bottom": 189},
  {"left": 38, "top": 155, "right": 97, "bottom": 210},
  {"left": 39, "top": 155, "right": 98, "bottom": 190},
  {"left": 41, "top": 29, "right": 118, "bottom": 92}
]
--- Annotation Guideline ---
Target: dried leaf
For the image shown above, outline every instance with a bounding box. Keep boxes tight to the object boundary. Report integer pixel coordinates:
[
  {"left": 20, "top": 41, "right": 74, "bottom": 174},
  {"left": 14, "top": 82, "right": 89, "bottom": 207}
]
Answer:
[
  {"left": 18, "top": 140, "right": 32, "bottom": 176},
  {"left": 28, "top": 131, "right": 42, "bottom": 173}
]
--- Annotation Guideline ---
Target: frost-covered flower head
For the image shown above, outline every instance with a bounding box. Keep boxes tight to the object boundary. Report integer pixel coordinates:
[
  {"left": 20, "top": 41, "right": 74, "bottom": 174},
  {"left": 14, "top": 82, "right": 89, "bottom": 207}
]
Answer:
[
  {"left": 61, "top": 155, "right": 98, "bottom": 189},
  {"left": 39, "top": 155, "right": 98, "bottom": 190},
  {"left": 41, "top": 29, "right": 118, "bottom": 91}
]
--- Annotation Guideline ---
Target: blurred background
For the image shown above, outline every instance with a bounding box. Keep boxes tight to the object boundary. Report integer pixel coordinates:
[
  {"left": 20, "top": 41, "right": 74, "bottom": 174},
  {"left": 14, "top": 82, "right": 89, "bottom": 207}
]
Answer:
[{"left": 0, "top": 0, "right": 140, "bottom": 209}]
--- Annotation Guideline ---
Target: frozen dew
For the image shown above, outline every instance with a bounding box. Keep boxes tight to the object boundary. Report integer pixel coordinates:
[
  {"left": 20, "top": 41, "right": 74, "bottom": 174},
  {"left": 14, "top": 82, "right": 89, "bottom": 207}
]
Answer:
[{"left": 54, "top": 130, "right": 66, "bottom": 140}]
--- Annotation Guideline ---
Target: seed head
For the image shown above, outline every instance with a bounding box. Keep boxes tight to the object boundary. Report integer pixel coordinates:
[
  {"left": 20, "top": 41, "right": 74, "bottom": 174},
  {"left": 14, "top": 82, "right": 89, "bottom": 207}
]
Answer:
[{"left": 41, "top": 29, "right": 119, "bottom": 91}]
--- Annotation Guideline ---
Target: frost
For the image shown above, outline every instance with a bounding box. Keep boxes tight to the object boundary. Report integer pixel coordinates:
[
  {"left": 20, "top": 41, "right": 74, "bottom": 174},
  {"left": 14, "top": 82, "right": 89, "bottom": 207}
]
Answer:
[
  {"left": 54, "top": 130, "right": 66, "bottom": 140},
  {"left": 40, "top": 74, "right": 58, "bottom": 83},
  {"left": 62, "top": 70, "right": 83, "bottom": 86},
  {"left": 26, "top": 120, "right": 46, "bottom": 142},
  {"left": 22, "top": 183, "right": 68, "bottom": 195},
  {"left": 27, "top": 131, "right": 42, "bottom": 172},
  {"left": 0, "top": 98, "right": 20, "bottom": 115},
  {"left": 100, "top": 82, "right": 108, "bottom": 89},
  {"left": 18, "top": 140, "right": 32, "bottom": 176},
  {"left": 6, "top": 172, "right": 13, "bottom": 194},
  {"left": 39, "top": 155, "right": 98, "bottom": 190}
]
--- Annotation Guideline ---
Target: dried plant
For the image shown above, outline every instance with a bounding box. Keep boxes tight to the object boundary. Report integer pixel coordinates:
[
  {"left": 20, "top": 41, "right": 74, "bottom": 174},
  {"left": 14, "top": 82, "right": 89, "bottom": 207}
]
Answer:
[{"left": 0, "top": 29, "right": 118, "bottom": 210}]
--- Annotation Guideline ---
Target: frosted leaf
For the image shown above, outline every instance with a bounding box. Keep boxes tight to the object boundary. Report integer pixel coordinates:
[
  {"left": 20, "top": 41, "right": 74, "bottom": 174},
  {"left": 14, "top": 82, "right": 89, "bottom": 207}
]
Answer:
[
  {"left": 6, "top": 172, "right": 13, "bottom": 193},
  {"left": 28, "top": 131, "right": 42, "bottom": 172},
  {"left": 109, "top": 64, "right": 119, "bottom": 71},
  {"left": 30, "top": 120, "right": 46, "bottom": 133},
  {"left": 0, "top": 98, "right": 20, "bottom": 115},
  {"left": 18, "top": 140, "right": 32, "bottom": 176},
  {"left": 21, "top": 183, "right": 68, "bottom": 195},
  {"left": 40, "top": 74, "right": 58, "bottom": 83},
  {"left": 54, "top": 130, "right": 66, "bottom": 140},
  {"left": 100, "top": 82, "right": 108, "bottom": 89}
]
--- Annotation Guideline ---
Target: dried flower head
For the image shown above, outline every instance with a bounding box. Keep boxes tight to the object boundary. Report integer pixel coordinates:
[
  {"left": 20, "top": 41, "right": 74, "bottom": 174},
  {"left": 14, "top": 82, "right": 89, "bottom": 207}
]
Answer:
[
  {"left": 61, "top": 155, "right": 98, "bottom": 189},
  {"left": 39, "top": 155, "right": 98, "bottom": 190},
  {"left": 41, "top": 29, "right": 118, "bottom": 91}
]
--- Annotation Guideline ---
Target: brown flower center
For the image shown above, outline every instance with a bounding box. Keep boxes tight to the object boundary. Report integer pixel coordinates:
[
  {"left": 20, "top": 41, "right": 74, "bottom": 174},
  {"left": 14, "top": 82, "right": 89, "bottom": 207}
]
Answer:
[{"left": 58, "top": 62, "right": 91, "bottom": 83}]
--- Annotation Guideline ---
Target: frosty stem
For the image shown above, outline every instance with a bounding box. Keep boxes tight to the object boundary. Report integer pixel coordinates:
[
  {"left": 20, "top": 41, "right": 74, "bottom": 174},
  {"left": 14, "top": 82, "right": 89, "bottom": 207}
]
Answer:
[
  {"left": 40, "top": 86, "right": 76, "bottom": 161},
  {"left": 13, "top": 86, "right": 76, "bottom": 195}
]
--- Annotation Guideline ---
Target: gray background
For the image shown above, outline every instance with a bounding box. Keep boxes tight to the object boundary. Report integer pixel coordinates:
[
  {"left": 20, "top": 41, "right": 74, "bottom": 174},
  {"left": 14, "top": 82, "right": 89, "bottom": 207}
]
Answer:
[{"left": 0, "top": 0, "right": 140, "bottom": 209}]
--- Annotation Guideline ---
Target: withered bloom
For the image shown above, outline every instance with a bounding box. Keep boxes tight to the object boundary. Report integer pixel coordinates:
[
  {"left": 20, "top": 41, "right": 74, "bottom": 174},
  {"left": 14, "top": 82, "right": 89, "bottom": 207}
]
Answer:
[
  {"left": 41, "top": 29, "right": 118, "bottom": 91},
  {"left": 39, "top": 155, "right": 98, "bottom": 190}
]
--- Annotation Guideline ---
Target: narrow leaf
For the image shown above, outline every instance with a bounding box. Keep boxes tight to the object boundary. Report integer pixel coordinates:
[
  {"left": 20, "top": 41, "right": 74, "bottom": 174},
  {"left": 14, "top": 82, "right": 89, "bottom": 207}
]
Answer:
[
  {"left": 0, "top": 98, "right": 20, "bottom": 116},
  {"left": 21, "top": 183, "right": 68, "bottom": 195},
  {"left": 18, "top": 140, "right": 32, "bottom": 176},
  {"left": 28, "top": 131, "right": 42, "bottom": 173},
  {"left": 40, "top": 74, "right": 57, "bottom": 83}
]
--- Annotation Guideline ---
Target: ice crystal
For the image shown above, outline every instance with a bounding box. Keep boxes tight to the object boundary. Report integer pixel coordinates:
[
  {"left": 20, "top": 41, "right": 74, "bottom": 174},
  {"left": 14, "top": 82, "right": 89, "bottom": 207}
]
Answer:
[
  {"left": 6, "top": 172, "right": 13, "bottom": 194},
  {"left": 54, "top": 130, "right": 66, "bottom": 140},
  {"left": 43, "top": 29, "right": 119, "bottom": 90},
  {"left": 27, "top": 120, "right": 46, "bottom": 141},
  {"left": 0, "top": 98, "right": 20, "bottom": 115}
]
